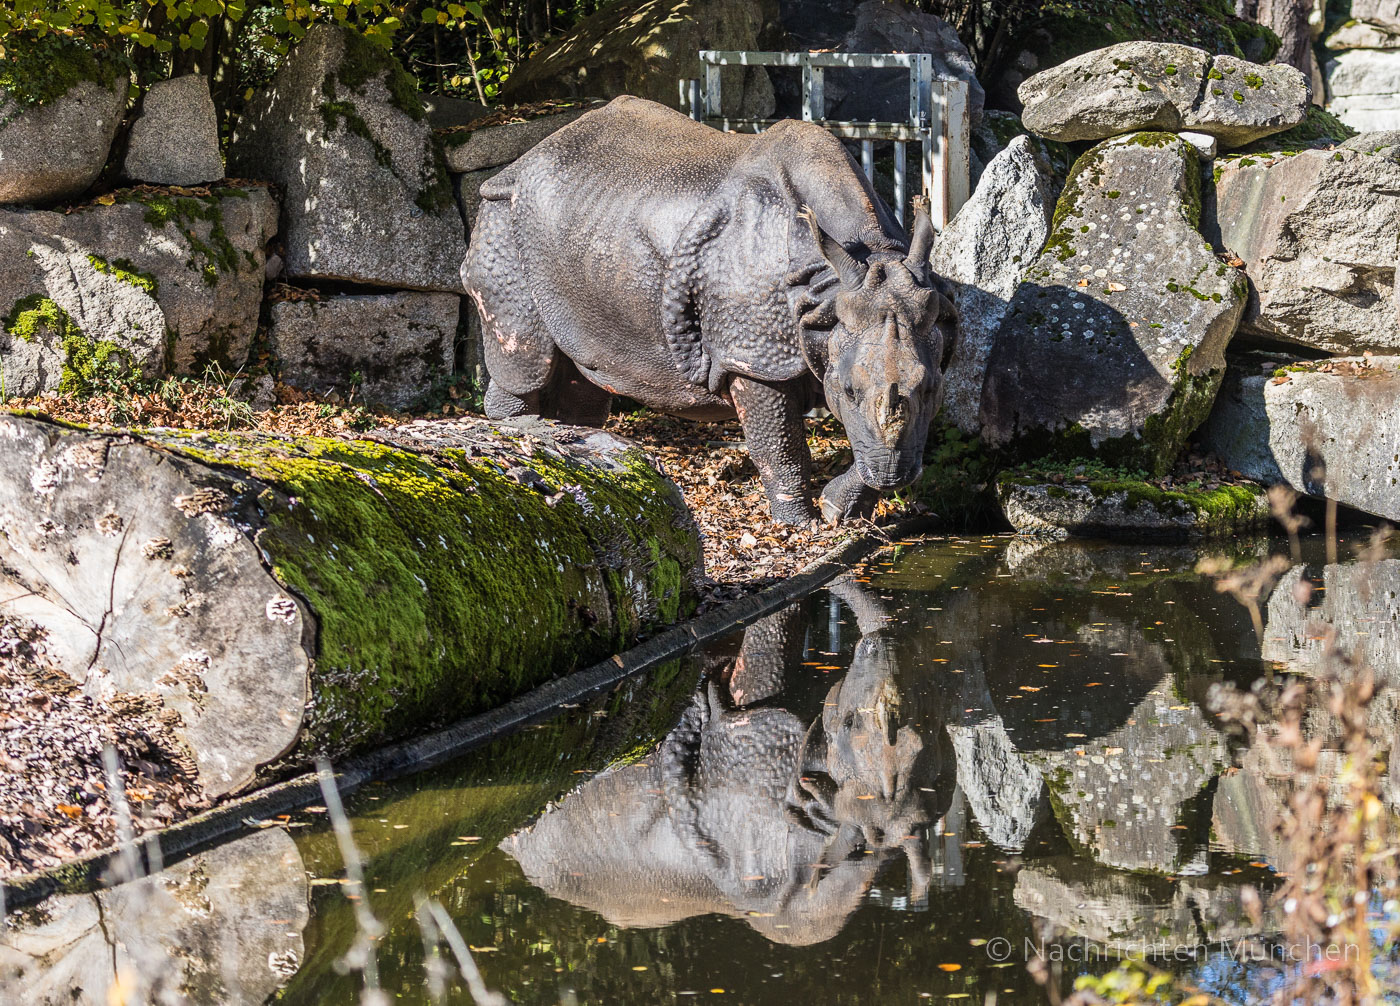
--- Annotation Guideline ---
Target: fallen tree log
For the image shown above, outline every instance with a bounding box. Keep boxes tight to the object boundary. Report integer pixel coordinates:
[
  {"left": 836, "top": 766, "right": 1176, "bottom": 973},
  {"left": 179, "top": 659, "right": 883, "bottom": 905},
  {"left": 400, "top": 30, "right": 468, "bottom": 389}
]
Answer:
[{"left": 0, "top": 412, "right": 702, "bottom": 798}]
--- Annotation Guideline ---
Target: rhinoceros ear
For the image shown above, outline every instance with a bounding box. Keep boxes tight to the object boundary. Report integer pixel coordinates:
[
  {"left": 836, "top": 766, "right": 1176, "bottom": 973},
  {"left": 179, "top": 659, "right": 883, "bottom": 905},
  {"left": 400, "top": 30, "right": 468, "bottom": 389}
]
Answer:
[
  {"left": 799, "top": 204, "right": 866, "bottom": 289},
  {"left": 904, "top": 195, "right": 935, "bottom": 277}
]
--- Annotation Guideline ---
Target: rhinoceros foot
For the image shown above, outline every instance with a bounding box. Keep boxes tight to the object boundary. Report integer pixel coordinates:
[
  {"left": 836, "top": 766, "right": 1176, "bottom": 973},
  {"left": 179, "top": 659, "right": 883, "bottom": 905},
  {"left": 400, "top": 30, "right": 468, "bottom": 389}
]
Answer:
[{"left": 819, "top": 468, "right": 878, "bottom": 526}]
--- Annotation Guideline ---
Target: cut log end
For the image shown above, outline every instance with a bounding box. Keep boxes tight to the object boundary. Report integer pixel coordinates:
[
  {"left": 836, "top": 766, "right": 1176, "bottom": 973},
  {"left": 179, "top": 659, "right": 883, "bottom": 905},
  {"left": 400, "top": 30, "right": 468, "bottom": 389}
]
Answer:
[{"left": 0, "top": 415, "right": 310, "bottom": 798}]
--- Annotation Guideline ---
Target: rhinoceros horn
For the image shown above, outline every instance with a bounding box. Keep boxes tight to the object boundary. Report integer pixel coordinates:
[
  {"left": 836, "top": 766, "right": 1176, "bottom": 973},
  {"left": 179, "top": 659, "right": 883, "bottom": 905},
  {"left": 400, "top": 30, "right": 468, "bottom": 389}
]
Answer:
[
  {"left": 904, "top": 195, "right": 935, "bottom": 275},
  {"left": 799, "top": 205, "right": 866, "bottom": 289}
]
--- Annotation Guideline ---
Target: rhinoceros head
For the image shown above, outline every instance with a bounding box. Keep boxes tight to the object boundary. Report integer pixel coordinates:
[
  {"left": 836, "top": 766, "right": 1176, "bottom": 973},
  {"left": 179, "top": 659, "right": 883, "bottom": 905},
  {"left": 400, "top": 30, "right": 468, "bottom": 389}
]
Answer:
[{"left": 801, "top": 201, "right": 955, "bottom": 490}]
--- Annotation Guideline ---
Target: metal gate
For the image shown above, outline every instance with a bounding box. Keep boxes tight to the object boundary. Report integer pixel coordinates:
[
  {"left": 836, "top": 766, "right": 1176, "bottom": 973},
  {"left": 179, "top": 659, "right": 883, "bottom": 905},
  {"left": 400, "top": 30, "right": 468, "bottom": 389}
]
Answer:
[{"left": 682, "top": 50, "right": 971, "bottom": 230}]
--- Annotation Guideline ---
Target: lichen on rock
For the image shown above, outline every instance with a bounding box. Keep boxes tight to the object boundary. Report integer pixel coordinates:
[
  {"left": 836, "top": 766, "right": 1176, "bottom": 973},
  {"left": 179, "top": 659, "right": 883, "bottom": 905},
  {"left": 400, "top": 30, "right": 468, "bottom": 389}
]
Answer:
[{"left": 981, "top": 132, "right": 1246, "bottom": 474}]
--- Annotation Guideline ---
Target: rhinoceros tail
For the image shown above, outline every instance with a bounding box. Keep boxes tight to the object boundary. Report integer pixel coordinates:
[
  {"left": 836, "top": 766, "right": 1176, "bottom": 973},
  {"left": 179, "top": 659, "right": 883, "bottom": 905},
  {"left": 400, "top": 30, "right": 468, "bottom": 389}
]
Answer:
[{"left": 661, "top": 204, "right": 729, "bottom": 387}]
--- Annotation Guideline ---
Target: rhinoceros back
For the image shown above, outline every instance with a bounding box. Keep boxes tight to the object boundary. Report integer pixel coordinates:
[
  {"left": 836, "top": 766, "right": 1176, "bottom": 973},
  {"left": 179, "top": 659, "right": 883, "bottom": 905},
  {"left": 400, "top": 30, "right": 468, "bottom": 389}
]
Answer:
[{"left": 468, "top": 97, "right": 753, "bottom": 407}]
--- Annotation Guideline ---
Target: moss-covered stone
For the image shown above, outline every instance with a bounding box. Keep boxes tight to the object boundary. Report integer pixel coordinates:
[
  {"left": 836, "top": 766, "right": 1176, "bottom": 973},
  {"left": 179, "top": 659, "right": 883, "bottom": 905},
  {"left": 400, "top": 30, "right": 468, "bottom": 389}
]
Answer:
[
  {"left": 3, "top": 294, "right": 134, "bottom": 396},
  {"left": 996, "top": 466, "right": 1269, "bottom": 540},
  {"left": 0, "top": 35, "right": 125, "bottom": 110},
  {"left": 115, "top": 187, "right": 246, "bottom": 288},
  {"left": 149, "top": 420, "right": 702, "bottom": 754},
  {"left": 982, "top": 133, "right": 1244, "bottom": 474},
  {"left": 86, "top": 254, "right": 158, "bottom": 296}
]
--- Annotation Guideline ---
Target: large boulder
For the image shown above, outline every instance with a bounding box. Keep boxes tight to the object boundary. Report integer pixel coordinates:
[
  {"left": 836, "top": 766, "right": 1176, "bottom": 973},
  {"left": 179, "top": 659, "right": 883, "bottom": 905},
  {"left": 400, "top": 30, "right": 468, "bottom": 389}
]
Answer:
[
  {"left": 0, "top": 72, "right": 129, "bottom": 206},
  {"left": 1198, "top": 355, "right": 1400, "bottom": 523},
  {"left": 502, "top": 0, "right": 778, "bottom": 118},
  {"left": 980, "top": 133, "right": 1246, "bottom": 474},
  {"left": 228, "top": 25, "right": 465, "bottom": 293},
  {"left": 442, "top": 108, "right": 588, "bottom": 173},
  {"left": 270, "top": 291, "right": 458, "bottom": 411},
  {"left": 1212, "top": 142, "right": 1400, "bottom": 354},
  {"left": 995, "top": 474, "right": 1269, "bottom": 541},
  {"left": 930, "top": 135, "right": 1056, "bottom": 432},
  {"left": 776, "top": 0, "right": 982, "bottom": 126},
  {"left": 121, "top": 74, "right": 224, "bottom": 186},
  {"left": 1, "top": 186, "right": 277, "bottom": 397},
  {"left": 1325, "top": 49, "right": 1400, "bottom": 131},
  {"left": 1353, "top": 0, "right": 1400, "bottom": 32},
  {"left": 1019, "top": 41, "right": 1308, "bottom": 148}
]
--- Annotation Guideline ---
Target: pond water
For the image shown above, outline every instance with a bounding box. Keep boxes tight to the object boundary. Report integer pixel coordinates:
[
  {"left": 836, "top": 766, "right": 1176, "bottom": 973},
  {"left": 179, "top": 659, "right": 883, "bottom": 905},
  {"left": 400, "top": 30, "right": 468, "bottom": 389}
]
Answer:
[{"left": 4, "top": 532, "right": 1399, "bottom": 1005}]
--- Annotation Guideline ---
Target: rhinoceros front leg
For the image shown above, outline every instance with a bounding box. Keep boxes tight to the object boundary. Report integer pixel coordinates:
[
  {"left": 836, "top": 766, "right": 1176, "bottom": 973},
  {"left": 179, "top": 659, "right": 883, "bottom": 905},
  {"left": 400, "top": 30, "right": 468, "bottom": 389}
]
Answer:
[
  {"left": 730, "top": 376, "right": 816, "bottom": 525},
  {"left": 819, "top": 467, "right": 878, "bottom": 526}
]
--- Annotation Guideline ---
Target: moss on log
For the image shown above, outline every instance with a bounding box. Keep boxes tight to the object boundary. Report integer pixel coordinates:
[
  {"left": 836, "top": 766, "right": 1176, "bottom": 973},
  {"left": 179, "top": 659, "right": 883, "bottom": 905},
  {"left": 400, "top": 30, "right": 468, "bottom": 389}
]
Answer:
[{"left": 0, "top": 412, "right": 701, "bottom": 798}]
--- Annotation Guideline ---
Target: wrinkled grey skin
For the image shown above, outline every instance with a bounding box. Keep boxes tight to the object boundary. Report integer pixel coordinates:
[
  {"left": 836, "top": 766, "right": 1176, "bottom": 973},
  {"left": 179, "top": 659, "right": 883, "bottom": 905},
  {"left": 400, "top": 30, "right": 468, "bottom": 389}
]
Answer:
[
  {"left": 461, "top": 96, "right": 957, "bottom": 524},
  {"left": 500, "top": 578, "right": 953, "bottom": 944}
]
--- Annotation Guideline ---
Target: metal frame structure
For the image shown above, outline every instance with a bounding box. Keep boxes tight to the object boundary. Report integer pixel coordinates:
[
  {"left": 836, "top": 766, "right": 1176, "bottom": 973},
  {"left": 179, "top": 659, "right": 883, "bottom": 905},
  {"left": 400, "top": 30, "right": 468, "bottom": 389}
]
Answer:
[{"left": 682, "top": 50, "right": 970, "bottom": 229}]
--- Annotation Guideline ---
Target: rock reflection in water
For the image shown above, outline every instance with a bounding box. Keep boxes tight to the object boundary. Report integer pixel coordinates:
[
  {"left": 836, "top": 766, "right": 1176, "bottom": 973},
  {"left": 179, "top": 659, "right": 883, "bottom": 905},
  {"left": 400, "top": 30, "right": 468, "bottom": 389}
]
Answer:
[
  {"left": 1015, "top": 857, "right": 1272, "bottom": 954},
  {"left": 503, "top": 576, "right": 956, "bottom": 945},
  {"left": 0, "top": 827, "right": 308, "bottom": 1005}
]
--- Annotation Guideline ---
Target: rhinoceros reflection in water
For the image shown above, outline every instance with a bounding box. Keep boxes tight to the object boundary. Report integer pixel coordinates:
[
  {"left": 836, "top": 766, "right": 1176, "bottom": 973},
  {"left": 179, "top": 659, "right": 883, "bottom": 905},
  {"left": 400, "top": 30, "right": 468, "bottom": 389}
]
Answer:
[{"left": 502, "top": 578, "right": 954, "bottom": 945}]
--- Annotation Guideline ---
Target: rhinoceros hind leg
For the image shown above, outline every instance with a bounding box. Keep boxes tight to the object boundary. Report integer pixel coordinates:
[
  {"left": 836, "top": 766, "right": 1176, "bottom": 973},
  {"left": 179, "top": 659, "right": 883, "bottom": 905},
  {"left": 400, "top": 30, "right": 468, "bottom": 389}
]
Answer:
[
  {"left": 731, "top": 376, "right": 816, "bottom": 525},
  {"left": 465, "top": 198, "right": 558, "bottom": 397},
  {"left": 484, "top": 381, "right": 540, "bottom": 419}
]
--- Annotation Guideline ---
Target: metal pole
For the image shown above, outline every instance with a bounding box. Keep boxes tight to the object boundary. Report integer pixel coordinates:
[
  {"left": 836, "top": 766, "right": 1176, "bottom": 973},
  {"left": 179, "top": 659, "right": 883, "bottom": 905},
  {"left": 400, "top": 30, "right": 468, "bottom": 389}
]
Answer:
[
  {"left": 861, "top": 140, "right": 874, "bottom": 181},
  {"left": 801, "top": 54, "right": 824, "bottom": 122},
  {"left": 894, "top": 140, "right": 907, "bottom": 226},
  {"left": 687, "top": 78, "right": 701, "bottom": 121},
  {"left": 704, "top": 62, "right": 722, "bottom": 120}
]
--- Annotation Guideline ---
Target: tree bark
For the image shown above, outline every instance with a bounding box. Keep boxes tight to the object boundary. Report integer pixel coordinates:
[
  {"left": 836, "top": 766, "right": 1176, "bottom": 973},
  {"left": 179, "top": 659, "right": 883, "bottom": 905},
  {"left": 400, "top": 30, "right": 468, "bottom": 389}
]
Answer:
[
  {"left": 0, "top": 413, "right": 701, "bottom": 799},
  {"left": 1245, "top": 0, "right": 1314, "bottom": 76}
]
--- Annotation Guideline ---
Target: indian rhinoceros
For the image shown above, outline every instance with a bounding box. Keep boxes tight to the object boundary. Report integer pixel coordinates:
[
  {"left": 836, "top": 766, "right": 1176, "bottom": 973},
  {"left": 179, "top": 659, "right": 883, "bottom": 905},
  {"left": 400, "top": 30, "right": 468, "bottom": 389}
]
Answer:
[
  {"left": 461, "top": 96, "right": 956, "bottom": 524},
  {"left": 500, "top": 579, "right": 955, "bottom": 944}
]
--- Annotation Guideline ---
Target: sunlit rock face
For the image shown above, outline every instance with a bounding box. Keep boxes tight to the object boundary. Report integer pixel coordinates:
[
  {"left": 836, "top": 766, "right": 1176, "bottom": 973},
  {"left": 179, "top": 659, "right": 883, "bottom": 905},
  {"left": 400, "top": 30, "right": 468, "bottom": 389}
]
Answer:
[
  {"left": 1200, "top": 356, "right": 1400, "bottom": 524},
  {"left": 1212, "top": 144, "right": 1400, "bottom": 356},
  {"left": 228, "top": 24, "right": 465, "bottom": 293},
  {"left": 0, "top": 73, "right": 129, "bottom": 206},
  {"left": 980, "top": 133, "right": 1246, "bottom": 475},
  {"left": 0, "top": 187, "right": 277, "bottom": 396},
  {"left": 1018, "top": 42, "right": 1307, "bottom": 147},
  {"left": 0, "top": 828, "right": 309, "bottom": 1005}
]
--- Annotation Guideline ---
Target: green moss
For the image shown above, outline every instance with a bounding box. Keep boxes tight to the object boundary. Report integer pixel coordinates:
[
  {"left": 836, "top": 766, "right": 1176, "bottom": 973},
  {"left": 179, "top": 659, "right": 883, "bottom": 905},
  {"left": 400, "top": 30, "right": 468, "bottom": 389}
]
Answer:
[
  {"left": 155, "top": 430, "right": 700, "bottom": 753},
  {"left": 115, "top": 188, "right": 246, "bottom": 288},
  {"left": 317, "top": 27, "right": 453, "bottom": 216},
  {"left": 998, "top": 464, "right": 1269, "bottom": 536},
  {"left": 86, "top": 254, "right": 158, "bottom": 297},
  {"left": 3, "top": 294, "right": 134, "bottom": 396},
  {"left": 332, "top": 26, "right": 425, "bottom": 122},
  {"left": 1243, "top": 72, "right": 1264, "bottom": 89}
]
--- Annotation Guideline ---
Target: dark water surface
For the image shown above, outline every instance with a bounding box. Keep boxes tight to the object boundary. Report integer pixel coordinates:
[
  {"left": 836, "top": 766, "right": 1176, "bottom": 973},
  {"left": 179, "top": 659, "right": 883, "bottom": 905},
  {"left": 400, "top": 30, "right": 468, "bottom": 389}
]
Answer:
[{"left": 5, "top": 533, "right": 1400, "bottom": 1004}]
